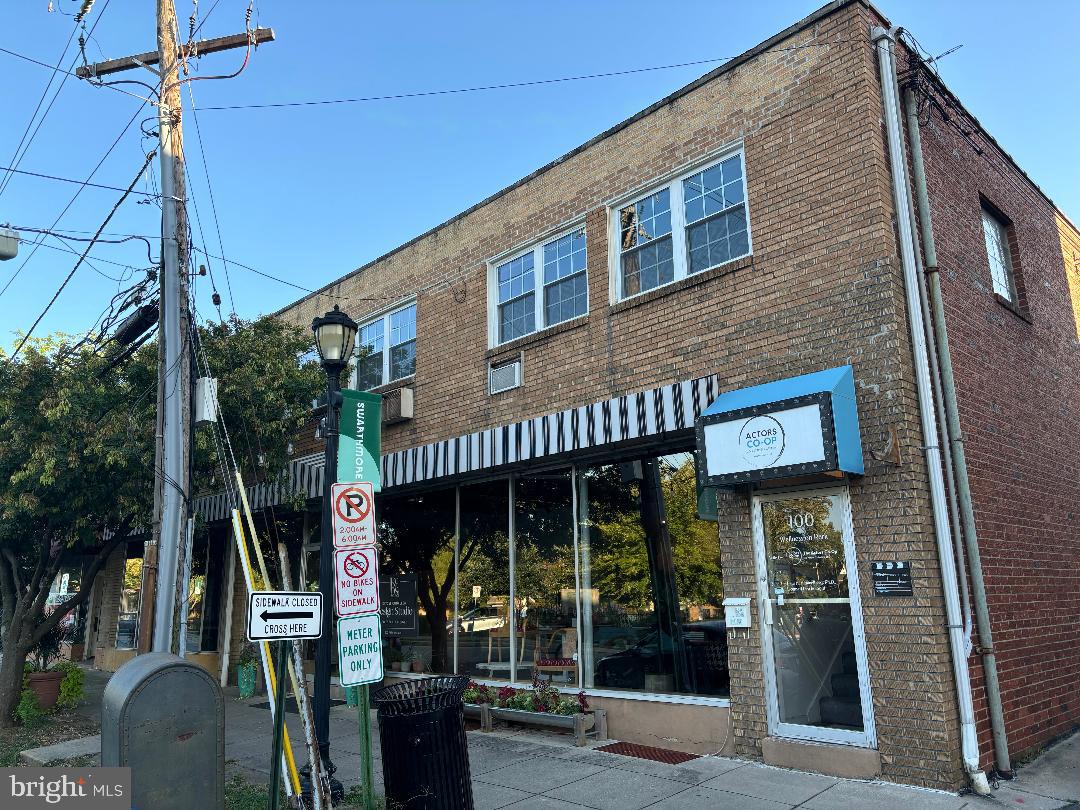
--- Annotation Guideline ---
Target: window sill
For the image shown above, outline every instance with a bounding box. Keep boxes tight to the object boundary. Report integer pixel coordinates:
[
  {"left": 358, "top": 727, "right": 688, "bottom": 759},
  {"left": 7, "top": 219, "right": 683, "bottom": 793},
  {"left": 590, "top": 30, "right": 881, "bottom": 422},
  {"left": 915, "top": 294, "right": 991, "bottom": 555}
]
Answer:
[
  {"left": 486, "top": 315, "right": 590, "bottom": 360},
  {"left": 609, "top": 255, "right": 754, "bottom": 316},
  {"left": 993, "top": 293, "right": 1031, "bottom": 324}
]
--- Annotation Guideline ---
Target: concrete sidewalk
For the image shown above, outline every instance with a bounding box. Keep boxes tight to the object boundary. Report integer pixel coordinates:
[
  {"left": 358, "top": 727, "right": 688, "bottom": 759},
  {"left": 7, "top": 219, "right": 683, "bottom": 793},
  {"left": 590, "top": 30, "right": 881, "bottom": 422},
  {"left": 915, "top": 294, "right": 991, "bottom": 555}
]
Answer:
[{"left": 78, "top": 667, "right": 1080, "bottom": 809}]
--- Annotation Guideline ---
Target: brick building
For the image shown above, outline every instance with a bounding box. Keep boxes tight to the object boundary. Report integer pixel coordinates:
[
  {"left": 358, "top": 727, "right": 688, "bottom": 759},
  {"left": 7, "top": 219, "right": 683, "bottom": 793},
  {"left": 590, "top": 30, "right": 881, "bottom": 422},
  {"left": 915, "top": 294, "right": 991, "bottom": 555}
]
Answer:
[{"left": 82, "top": 0, "right": 1079, "bottom": 792}]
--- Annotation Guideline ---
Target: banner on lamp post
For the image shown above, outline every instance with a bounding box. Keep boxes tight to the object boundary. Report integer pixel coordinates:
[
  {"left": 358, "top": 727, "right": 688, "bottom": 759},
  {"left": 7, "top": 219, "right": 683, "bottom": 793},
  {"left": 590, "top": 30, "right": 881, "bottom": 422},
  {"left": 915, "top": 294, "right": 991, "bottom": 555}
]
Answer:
[{"left": 337, "top": 389, "right": 381, "bottom": 491}]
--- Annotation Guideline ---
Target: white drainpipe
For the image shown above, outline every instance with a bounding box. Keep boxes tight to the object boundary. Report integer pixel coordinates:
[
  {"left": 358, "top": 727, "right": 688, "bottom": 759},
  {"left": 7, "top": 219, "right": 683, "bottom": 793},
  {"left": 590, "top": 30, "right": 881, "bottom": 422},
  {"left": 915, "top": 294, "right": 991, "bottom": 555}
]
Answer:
[{"left": 872, "top": 25, "right": 991, "bottom": 796}]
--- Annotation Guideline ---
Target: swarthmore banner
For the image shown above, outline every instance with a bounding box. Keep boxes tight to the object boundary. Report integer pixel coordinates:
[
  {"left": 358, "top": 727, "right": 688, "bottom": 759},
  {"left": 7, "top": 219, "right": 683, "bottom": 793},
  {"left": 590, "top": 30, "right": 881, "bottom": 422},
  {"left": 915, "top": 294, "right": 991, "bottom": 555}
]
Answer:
[
  {"left": 337, "top": 389, "right": 381, "bottom": 491},
  {"left": 1, "top": 768, "right": 130, "bottom": 808}
]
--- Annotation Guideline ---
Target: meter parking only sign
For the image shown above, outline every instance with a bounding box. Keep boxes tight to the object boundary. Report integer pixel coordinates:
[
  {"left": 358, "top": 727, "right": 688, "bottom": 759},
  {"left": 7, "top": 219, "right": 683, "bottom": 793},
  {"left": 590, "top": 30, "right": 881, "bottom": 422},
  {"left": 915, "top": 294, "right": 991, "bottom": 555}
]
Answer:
[
  {"left": 332, "top": 482, "right": 377, "bottom": 548},
  {"left": 247, "top": 591, "right": 323, "bottom": 641},
  {"left": 335, "top": 547, "right": 380, "bottom": 617}
]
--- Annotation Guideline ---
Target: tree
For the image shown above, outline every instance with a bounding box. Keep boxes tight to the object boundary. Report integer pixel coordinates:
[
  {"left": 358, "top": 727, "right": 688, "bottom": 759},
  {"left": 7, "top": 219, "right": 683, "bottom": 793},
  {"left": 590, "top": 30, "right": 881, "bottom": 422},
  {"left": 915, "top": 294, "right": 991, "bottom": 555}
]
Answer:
[{"left": 0, "top": 315, "right": 321, "bottom": 725}]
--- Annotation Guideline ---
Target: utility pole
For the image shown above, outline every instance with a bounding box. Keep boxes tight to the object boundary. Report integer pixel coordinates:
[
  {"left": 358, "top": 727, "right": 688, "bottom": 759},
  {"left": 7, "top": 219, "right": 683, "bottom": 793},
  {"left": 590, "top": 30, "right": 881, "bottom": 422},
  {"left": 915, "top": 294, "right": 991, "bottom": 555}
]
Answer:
[{"left": 78, "top": 8, "right": 274, "bottom": 652}]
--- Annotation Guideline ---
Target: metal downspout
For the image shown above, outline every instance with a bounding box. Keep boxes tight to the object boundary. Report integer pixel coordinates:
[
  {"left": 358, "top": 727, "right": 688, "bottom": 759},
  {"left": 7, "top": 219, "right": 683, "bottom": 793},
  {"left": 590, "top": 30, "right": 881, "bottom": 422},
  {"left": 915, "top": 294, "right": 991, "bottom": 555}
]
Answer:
[
  {"left": 903, "top": 84, "right": 1013, "bottom": 779},
  {"left": 872, "top": 25, "right": 991, "bottom": 795}
]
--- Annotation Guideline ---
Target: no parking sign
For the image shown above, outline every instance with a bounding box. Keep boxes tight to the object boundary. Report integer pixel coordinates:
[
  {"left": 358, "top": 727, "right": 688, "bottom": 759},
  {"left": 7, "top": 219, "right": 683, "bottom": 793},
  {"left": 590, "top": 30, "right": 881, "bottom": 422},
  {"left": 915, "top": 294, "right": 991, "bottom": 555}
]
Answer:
[{"left": 332, "top": 482, "right": 376, "bottom": 548}]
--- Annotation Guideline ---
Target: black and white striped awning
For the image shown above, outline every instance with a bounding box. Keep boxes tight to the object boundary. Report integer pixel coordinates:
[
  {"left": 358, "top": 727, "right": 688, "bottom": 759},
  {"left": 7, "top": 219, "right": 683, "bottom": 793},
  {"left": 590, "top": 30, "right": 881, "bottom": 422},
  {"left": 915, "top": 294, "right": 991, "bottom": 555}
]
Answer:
[{"left": 193, "top": 373, "right": 719, "bottom": 523}]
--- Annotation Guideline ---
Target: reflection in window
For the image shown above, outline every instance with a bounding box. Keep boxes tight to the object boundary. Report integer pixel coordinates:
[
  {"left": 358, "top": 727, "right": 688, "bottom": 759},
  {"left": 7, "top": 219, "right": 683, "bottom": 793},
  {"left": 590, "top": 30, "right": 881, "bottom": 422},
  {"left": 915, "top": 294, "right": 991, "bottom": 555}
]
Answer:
[
  {"left": 456, "top": 480, "right": 511, "bottom": 680},
  {"left": 184, "top": 531, "right": 227, "bottom": 654},
  {"left": 378, "top": 488, "right": 457, "bottom": 675},
  {"left": 981, "top": 206, "right": 1016, "bottom": 301},
  {"left": 515, "top": 471, "right": 578, "bottom": 685},
  {"left": 116, "top": 543, "right": 143, "bottom": 650},
  {"left": 620, "top": 190, "right": 674, "bottom": 296}
]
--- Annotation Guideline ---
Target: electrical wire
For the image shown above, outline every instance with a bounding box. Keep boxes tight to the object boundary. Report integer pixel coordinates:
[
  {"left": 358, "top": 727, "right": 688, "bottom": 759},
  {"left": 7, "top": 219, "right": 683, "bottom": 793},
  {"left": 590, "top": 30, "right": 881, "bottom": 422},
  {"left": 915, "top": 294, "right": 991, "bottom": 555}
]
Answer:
[
  {"left": 196, "top": 40, "right": 863, "bottom": 111},
  {"left": 0, "top": 100, "right": 150, "bottom": 301},
  {"left": 3, "top": 148, "right": 156, "bottom": 366},
  {"left": 0, "top": 43, "right": 153, "bottom": 104},
  {"left": 0, "top": 164, "right": 163, "bottom": 197}
]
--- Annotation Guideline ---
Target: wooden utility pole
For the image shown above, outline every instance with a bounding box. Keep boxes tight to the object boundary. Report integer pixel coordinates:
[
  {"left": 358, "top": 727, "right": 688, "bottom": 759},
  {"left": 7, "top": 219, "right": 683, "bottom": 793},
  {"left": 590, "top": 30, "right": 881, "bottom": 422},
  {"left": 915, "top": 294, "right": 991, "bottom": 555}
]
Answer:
[{"left": 78, "top": 7, "right": 274, "bottom": 653}]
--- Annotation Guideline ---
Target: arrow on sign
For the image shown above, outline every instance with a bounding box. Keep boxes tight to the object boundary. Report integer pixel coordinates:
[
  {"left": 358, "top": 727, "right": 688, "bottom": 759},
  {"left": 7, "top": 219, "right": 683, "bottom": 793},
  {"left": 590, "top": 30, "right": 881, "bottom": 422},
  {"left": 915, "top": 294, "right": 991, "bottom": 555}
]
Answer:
[{"left": 260, "top": 610, "right": 315, "bottom": 622}]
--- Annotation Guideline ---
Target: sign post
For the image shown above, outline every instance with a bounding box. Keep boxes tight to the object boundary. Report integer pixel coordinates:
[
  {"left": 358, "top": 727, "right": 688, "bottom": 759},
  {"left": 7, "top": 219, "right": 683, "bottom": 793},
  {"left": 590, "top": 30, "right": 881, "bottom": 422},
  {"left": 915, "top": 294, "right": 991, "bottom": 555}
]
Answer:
[
  {"left": 246, "top": 591, "right": 323, "bottom": 808},
  {"left": 334, "top": 388, "right": 383, "bottom": 810}
]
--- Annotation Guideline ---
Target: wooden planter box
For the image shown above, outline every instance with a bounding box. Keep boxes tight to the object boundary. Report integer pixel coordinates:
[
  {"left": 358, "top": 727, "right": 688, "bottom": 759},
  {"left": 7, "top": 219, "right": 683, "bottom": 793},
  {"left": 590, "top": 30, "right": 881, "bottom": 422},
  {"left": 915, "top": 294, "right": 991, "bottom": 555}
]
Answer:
[{"left": 464, "top": 703, "right": 607, "bottom": 746}]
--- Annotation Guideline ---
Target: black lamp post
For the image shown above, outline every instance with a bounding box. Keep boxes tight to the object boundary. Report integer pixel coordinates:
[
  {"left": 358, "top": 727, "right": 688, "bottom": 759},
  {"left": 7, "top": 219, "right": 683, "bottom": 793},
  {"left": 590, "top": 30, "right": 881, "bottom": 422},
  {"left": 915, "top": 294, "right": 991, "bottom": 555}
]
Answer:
[{"left": 307, "top": 304, "right": 358, "bottom": 804}]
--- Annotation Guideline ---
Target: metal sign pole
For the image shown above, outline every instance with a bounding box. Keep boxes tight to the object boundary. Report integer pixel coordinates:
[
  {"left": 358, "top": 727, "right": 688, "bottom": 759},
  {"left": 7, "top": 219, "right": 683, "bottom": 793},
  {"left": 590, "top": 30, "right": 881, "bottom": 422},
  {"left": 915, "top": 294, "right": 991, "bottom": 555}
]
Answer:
[
  {"left": 357, "top": 684, "right": 375, "bottom": 810},
  {"left": 269, "top": 640, "right": 289, "bottom": 810}
]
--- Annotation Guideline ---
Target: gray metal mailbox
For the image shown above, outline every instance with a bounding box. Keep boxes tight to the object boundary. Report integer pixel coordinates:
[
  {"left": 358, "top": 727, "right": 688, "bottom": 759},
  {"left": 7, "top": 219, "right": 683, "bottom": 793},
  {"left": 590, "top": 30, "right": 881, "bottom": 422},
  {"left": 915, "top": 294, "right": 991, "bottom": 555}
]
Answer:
[{"left": 102, "top": 652, "right": 224, "bottom": 809}]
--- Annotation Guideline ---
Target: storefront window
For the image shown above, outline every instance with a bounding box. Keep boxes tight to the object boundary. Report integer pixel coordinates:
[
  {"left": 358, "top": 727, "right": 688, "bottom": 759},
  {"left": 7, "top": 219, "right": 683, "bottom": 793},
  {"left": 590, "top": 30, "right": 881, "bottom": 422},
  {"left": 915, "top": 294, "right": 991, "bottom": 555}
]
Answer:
[
  {"left": 184, "top": 532, "right": 228, "bottom": 654},
  {"left": 373, "top": 447, "right": 726, "bottom": 698},
  {"left": 456, "top": 480, "right": 510, "bottom": 679},
  {"left": 378, "top": 488, "right": 457, "bottom": 675},
  {"left": 116, "top": 543, "right": 143, "bottom": 650},
  {"left": 515, "top": 470, "right": 577, "bottom": 685}
]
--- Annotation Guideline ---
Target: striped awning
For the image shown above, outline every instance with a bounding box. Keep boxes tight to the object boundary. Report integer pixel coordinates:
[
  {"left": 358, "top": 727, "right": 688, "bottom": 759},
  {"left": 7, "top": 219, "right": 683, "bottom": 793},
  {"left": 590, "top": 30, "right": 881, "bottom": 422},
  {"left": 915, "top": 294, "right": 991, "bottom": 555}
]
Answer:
[{"left": 193, "top": 373, "right": 720, "bottom": 523}]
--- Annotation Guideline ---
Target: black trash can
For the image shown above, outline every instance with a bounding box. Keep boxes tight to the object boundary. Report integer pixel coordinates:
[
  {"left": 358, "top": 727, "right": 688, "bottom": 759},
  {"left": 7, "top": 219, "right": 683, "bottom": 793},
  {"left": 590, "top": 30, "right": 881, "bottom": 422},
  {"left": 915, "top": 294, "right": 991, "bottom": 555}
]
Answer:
[{"left": 371, "top": 675, "right": 474, "bottom": 810}]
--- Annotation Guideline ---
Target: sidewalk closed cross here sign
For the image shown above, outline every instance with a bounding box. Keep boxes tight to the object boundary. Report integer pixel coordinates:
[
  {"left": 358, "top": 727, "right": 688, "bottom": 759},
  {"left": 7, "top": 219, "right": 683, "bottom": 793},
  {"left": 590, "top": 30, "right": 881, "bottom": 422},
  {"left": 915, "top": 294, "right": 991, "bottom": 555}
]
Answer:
[{"left": 247, "top": 591, "right": 323, "bottom": 641}]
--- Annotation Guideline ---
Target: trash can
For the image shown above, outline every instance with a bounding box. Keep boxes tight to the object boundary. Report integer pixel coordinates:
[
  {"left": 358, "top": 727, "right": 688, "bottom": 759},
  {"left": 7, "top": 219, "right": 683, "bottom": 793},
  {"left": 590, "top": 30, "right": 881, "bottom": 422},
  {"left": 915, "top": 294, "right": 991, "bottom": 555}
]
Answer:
[{"left": 371, "top": 675, "right": 474, "bottom": 810}]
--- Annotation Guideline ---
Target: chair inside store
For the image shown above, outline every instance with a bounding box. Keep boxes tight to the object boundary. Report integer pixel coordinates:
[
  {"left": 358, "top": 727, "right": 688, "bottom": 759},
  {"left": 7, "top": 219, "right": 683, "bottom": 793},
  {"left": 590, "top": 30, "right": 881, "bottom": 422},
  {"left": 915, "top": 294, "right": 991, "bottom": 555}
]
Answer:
[{"left": 533, "top": 626, "right": 578, "bottom": 683}]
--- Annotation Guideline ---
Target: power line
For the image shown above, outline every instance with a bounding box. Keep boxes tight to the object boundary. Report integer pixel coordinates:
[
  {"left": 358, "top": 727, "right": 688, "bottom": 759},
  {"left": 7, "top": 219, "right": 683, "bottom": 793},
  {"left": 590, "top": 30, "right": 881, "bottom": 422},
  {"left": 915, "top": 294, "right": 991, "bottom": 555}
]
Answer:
[
  {"left": 3, "top": 149, "right": 156, "bottom": 365},
  {"left": 197, "top": 42, "right": 860, "bottom": 111},
  {"left": 0, "top": 44, "right": 153, "bottom": 104},
  {"left": 0, "top": 101, "right": 150, "bottom": 300},
  {"left": 0, "top": 0, "right": 112, "bottom": 201},
  {"left": 190, "top": 246, "right": 314, "bottom": 293},
  {"left": 0, "top": 164, "right": 162, "bottom": 197}
]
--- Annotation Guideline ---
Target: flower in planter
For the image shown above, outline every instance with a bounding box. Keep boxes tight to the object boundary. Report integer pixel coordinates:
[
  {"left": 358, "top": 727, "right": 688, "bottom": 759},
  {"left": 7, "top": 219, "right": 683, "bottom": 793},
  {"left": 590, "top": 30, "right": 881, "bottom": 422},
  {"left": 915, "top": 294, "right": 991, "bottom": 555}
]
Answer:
[{"left": 577, "top": 691, "right": 590, "bottom": 712}]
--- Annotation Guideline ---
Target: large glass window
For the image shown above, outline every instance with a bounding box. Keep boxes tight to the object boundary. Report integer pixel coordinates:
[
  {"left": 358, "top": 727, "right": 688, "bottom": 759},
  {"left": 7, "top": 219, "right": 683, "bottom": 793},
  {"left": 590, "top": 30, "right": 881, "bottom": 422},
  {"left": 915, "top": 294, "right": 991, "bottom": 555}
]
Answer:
[
  {"left": 981, "top": 205, "right": 1017, "bottom": 301},
  {"left": 355, "top": 302, "right": 416, "bottom": 390},
  {"left": 183, "top": 532, "right": 227, "bottom": 654},
  {"left": 616, "top": 151, "right": 750, "bottom": 300},
  {"left": 493, "top": 227, "right": 588, "bottom": 345},
  {"left": 374, "top": 448, "right": 726, "bottom": 699},
  {"left": 378, "top": 488, "right": 457, "bottom": 675},
  {"left": 116, "top": 542, "right": 143, "bottom": 650}
]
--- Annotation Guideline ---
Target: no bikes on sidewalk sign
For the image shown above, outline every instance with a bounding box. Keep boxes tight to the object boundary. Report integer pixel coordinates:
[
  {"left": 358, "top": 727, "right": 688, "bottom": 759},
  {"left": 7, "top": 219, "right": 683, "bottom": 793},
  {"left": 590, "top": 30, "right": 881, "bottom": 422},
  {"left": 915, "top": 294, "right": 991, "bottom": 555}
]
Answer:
[{"left": 333, "top": 481, "right": 383, "bottom": 686}]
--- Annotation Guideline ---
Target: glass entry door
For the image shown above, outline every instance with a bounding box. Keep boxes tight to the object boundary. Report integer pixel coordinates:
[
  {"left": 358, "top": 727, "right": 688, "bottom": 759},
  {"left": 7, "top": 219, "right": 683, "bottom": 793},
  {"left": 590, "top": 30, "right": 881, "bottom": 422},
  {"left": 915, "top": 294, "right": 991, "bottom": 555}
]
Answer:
[{"left": 753, "top": 489, "right": 875, "bottom": 747}]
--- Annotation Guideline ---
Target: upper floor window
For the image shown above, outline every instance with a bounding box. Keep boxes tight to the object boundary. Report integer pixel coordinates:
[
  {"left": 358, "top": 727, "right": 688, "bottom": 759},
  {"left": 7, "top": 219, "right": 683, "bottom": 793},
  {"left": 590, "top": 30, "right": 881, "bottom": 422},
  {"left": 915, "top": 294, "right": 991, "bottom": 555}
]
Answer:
[
  {"left": 980, "top": 205, "right": 1016, "bottom": 302},
  {"left": 492, "top": 227, "right": 587, "bottom": 345},
  {"left": 616, "top": 151, "right": 750, "bottom": 299},
  {"left": 355, "top": 302, "right": 416, "bottom": 390}
]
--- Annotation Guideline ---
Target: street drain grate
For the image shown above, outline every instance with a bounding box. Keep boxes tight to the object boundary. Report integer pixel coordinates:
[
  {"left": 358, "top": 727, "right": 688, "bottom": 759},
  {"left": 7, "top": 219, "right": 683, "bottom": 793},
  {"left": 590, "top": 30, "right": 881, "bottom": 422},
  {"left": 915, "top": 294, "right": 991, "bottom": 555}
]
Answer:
[{"left": 596, "top": 741, "right": 700, "bottom": 765}]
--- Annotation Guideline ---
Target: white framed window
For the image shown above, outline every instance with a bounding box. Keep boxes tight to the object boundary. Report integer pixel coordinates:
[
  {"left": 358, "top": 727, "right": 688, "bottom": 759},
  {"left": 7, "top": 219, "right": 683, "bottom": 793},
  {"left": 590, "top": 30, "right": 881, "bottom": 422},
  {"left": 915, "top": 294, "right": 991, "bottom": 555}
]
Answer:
[
  {"left": 489, "top": 226, "right": 588, "bottom": 346},
  {"left": 981, "top": 205, "right": 1016, "bottom": 301},
  {"left": 612, "top": 149, "right": 751, "bottom": 300},
  {"left": 355, "top": 301, "right": 416, "bottom": 390}
]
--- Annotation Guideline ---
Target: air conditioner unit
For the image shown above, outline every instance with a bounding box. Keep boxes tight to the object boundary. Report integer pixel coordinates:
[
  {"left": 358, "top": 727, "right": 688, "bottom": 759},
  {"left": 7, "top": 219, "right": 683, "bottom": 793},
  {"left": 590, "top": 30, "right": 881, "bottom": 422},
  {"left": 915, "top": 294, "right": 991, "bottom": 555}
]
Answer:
[
  {"left": 382, "top": 387, "right": 414, "bottom": 424},
  {"left": 489, "top": 357, "right": 522, "bottom": 395}
]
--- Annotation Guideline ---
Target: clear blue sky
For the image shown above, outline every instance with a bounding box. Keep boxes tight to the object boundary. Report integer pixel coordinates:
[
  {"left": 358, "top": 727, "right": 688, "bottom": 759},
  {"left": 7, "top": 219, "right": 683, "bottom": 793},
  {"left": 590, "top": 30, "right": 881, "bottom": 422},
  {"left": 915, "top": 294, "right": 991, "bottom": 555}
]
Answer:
[{"left": 2, "top": 0, "right": 1078, "bottom": 344}]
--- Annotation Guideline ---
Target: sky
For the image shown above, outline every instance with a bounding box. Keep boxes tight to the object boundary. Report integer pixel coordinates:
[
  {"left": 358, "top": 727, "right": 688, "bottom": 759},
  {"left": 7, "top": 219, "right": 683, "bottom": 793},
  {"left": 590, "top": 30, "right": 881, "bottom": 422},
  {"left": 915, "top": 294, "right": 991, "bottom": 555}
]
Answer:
[{"left": 1, "top": 0, "right": 1078, "bottom": 346}]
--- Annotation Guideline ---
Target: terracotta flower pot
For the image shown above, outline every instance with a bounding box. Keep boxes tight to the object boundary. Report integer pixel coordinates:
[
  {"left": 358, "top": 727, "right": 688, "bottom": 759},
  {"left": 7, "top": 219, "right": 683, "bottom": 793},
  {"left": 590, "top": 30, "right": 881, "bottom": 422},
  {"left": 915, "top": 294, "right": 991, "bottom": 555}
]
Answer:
[
  {"left": 410, "top": 660, "right": 425, "bottom": 673},
  {"left": 390, "top": 662, "right": 402, "bottom": 671},
  {"left": 27, "top": 670, "right": 64, "bottom": 711}
]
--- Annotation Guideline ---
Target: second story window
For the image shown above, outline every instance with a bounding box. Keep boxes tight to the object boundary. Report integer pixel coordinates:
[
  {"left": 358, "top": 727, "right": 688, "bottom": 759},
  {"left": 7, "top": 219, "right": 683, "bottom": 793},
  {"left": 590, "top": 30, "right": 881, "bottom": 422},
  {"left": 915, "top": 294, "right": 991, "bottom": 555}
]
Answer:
[
  {"left": 980, "top": 205, "right": 1016, "bottom": 302},
  {"left": 615, "top": 149, "right": 750, "bottom": 299},
  {"left": 355, "top": 302, "right": 416, "bottom": 390},
  {"left": 493, "top": 227, "right": 587, "bottom": 345}
]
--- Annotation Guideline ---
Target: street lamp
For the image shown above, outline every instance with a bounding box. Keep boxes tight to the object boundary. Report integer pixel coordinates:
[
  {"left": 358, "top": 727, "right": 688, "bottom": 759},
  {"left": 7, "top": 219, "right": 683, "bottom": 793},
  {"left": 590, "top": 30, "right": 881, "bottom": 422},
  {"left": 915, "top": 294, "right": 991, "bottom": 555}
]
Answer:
[{"left": 307, "top": 305, "right": 358, "bottom": 804}]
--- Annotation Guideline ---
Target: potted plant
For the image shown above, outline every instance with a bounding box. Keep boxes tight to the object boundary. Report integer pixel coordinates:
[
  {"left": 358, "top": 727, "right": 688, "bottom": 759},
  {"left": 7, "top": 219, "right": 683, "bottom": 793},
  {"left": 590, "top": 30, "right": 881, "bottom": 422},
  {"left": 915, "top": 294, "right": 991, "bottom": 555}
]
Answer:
[
  {"left": 386, "top": 646, "right": 404, "bottom": 672},
  {"left": 237, "top": 642, "right": 259, "bottom": 699},
  {"left": 26, "top": 624, "right": 65, "bottom": 711},
  {"left": 409, "top": 650, "right": 426, "bottom": 674},
  {"left": 62, "top": 615, "right": 86, "bottom": 661}
]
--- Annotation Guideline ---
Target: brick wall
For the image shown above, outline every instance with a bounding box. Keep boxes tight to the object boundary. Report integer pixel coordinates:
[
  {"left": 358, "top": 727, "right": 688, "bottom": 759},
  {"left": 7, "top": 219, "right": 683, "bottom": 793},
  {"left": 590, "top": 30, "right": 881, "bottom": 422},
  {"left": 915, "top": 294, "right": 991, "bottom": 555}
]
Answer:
[
  {"left": 902, "top": 45, "right": 1080, "bottom": 764},
  {"left": 274, "top": 0, "right": 966, "bottom": 789}
]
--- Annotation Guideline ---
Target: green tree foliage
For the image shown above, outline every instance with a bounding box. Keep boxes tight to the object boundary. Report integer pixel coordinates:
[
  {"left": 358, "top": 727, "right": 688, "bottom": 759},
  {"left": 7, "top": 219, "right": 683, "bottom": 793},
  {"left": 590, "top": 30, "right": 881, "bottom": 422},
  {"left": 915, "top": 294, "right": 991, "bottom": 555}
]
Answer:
[{"left": 0, "top": 316, "right": 321, "bottom": 725}]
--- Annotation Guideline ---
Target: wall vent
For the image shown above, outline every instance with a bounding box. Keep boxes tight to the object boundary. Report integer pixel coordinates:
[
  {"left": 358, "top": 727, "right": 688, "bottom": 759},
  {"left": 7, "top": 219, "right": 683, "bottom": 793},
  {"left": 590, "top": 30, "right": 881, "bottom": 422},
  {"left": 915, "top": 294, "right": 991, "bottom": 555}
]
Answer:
[
  {"left": 489, "top": 358, "right": 522, "bottom": 395},
  {"left": 382, "top": 387, "right": 414, "bottom": 424}
]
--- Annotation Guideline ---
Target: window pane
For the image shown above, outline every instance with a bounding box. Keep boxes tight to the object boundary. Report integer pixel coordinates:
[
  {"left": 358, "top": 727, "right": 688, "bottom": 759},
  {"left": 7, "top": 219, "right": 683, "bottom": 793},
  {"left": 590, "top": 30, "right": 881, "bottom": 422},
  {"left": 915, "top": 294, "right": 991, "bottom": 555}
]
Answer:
[
  {"left": 981, "top": 209, "right": 1014, "bottom": 300},
  {"left": 390, "top": 305, "right": 416, "bottom": 347},
  {"left": 544, "top": 272, "right": 587, "bottom": 326},
  {"left": 358, "top": 320, "right": 384, "bottom": 353},
  {"left": 578, "top": 454, "right": 727, "bottom": 697},
  {"left": 515, "top": 470, "right": 577, "bottom": 685},
  {"left": 357, "top": 350, "right": 383, "bottom": 390},
  {"left": 457, "top": 480, "right": 511, "bottom": 680},
  {"left": 621, "top": 189, "right": 671, "bottom": 250},
  {"left": 499, "top": 293, "right": 535, "bottom": 343},
  {"left": 623, "top": 234, "right": 673, "bottom": 294},
  {"left": 543, "top": 229, "right": 587, "bottom": 286},
  {"left": 389, "top": 339, "right": 415, "bottom": 380},
  {"left": 184, "top": 533, "right": 208, "bottom": 654},
  {"left": 498, "top": 253, "right": 535, "bottom": 304},
  {"left": 686, "top": 204, "right": 749, "bottom": 275},
  {"left": 684, "top": 155, "right": 745, "bottom": 225},
  {"left": 378, "top": 488, "right": 457, "bottom": 675},
  {"left": 116, "top": 544, "right": 144, "bottom": 650}
]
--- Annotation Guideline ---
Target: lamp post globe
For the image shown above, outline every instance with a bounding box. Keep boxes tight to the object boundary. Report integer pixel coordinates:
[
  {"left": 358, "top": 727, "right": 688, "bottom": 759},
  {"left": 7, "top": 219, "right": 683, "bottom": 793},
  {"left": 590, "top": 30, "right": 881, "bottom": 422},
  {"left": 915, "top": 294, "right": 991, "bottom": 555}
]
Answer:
[{"left": 304, "top": 304, "right": 357, "bottom": 805}]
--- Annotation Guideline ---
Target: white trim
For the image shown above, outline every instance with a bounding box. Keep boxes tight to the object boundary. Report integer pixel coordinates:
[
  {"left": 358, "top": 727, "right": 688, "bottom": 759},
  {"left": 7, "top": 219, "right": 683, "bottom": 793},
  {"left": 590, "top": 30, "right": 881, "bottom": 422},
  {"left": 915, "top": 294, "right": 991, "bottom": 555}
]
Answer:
[
  {"left": 752, "top": 486, "right": 876, "bottom": 749},
  {"left": 355, "top": 298, "right": 417, "bottom": 389},
  {"left": 487, "top": 222, "right": 589, "bottom": 349},
  {"left": 607, "top": 145, "right": 752, "bottom": 304}
]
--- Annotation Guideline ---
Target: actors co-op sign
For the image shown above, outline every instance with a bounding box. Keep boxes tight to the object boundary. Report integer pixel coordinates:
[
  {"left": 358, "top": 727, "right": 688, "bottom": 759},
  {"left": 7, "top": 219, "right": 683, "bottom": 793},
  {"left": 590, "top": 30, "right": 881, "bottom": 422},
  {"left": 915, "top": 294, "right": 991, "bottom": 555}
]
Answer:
[{"left": 332, "top": 482, "right": 376, "bottom": 548}]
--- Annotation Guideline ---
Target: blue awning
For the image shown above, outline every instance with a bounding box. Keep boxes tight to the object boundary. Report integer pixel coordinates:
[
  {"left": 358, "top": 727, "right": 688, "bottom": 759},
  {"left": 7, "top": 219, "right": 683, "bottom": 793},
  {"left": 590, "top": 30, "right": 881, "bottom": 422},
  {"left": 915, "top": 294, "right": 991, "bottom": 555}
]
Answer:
[{"left": 696, "top": 365, "right": 863, "bottom": 487}]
